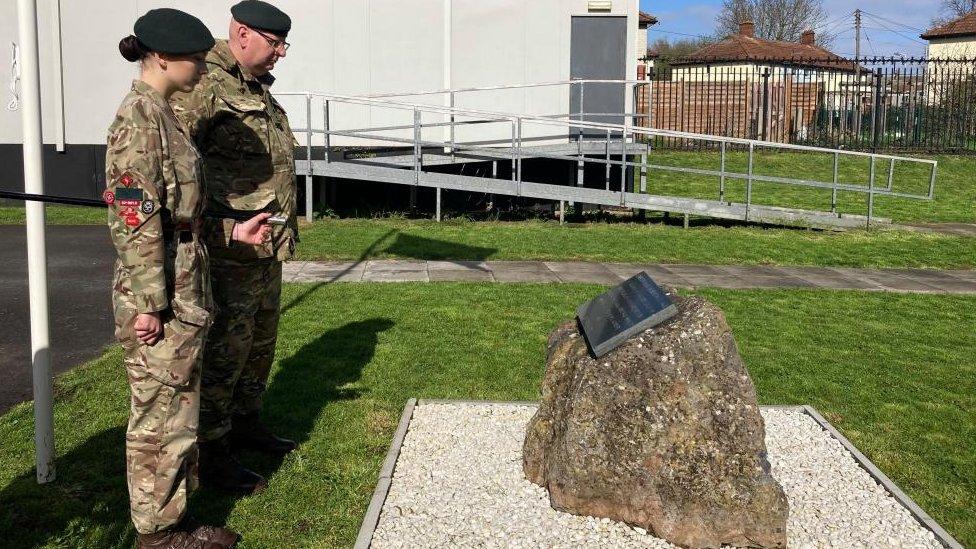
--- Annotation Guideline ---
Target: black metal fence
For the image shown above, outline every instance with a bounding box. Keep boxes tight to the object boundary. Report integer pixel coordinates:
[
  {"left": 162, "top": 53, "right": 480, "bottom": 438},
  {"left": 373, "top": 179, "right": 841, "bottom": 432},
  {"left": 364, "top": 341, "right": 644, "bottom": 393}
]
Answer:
[{"left": 637, "top": 57, "right": 976, "bottom": 154}]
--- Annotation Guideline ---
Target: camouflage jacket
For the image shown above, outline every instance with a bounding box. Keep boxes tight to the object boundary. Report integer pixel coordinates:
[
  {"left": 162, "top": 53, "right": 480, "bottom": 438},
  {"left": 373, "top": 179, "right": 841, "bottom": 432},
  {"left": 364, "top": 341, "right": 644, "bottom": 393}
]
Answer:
[
  {"left": 106, "top": 80, "right": 211, "bottom": 320},
  {"left": 171, "top": 39, "right": 298, "bottom": 262}
]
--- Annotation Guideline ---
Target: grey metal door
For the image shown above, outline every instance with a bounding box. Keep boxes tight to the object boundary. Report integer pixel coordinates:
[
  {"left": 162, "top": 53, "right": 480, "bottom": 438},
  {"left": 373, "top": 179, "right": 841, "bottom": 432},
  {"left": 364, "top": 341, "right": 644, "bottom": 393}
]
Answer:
[{"left": 570, "top": 16, "right": 627, "bottom": 138}]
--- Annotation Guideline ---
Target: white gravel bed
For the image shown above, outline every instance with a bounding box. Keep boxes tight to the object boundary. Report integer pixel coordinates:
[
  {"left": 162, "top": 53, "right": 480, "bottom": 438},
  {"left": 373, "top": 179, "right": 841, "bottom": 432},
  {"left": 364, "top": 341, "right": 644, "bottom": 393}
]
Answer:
[{"left": 370, "top": 404, "right": 942, "bottom": 548}]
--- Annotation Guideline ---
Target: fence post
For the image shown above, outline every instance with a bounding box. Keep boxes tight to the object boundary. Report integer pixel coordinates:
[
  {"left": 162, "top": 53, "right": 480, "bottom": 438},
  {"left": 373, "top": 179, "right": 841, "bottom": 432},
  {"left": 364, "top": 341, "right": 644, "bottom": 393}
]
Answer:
[
  {"left": 578, "top": 80, "right": 585, "bottom": 142},
  {"left": 321, "top": 97, "right": 331, "bottom": 210},
  {"left": 761, "top": 69, "right": 770, "bottom": 141},
  {"left": 719, "top": 141, "right": 727, "bottom": 202},
  {"left": 510, "top": 118, "right": 517, "bottom": 188},
  {"left": 640, "top": 142, "right": 648, "bottom": 194},
  {"left": 413, "top": 108, "right": 422, "bottom": 185},
  {"left": 620, "top": 128, "right": 628, "bottom": 205},
  {"left": 831, "top": 151, "right": 839, "bottom": 213},
  {"left": 867, "top": 156, "right": 875, "bottom": 228},
  {"left": 516, "top": 117, "right": 523, "bottom": 197},
  {"left": 305, "top": 93, "right": 313, "bottom": 222},
  {"left": 412, "top": 108, "right": 421, "bottom": 210},
  {"left": 449, "top": 91, "right": 456, "bottom": 162},
  {"left": 746, "top": 143, "right": 754, "bottom": 222},
  {"left": 323, "top": 98, "right": 331, "bottom": 165},
  {"left": 871, "top": 68, "right": 883, "bottom": 151}
]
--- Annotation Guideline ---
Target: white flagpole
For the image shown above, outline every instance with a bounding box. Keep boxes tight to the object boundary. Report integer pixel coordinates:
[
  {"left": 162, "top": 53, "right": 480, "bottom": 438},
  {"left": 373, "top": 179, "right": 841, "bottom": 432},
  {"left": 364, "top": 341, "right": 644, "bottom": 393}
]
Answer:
[{"left": 17, "top": 0, "right": 56, "bottom": 483}]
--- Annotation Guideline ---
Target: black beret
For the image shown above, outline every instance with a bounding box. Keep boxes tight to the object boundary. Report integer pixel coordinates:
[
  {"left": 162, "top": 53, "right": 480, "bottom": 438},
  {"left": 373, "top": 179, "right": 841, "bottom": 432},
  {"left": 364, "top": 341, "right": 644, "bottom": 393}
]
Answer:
[
  {"left": 232, "top": 1, "right": 292, "bottom": 36},
  {"left": 134, "top": 8, "right": 215, "bottom": 55}
]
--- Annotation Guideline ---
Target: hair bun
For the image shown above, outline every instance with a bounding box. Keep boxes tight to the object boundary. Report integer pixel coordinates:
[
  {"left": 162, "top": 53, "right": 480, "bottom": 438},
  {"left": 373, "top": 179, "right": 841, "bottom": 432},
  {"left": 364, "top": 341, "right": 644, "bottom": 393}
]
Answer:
[{"left": 118, "top": 35, "right": 147, "bottom": 62}]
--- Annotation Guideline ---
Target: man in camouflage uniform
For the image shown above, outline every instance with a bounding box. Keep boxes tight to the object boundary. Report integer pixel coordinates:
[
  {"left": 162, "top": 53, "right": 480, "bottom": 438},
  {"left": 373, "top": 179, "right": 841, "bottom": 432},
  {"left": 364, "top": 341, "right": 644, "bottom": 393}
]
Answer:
[{"left": 171, "top": 0, "right": 298, "bottom": 493}]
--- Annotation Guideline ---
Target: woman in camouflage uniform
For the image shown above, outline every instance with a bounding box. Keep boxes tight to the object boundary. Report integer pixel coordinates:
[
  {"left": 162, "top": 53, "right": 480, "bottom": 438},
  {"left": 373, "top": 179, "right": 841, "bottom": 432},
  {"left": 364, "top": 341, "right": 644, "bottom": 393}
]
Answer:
[{"left": 106, "top": 9, "right": 270, "bottom": 549}]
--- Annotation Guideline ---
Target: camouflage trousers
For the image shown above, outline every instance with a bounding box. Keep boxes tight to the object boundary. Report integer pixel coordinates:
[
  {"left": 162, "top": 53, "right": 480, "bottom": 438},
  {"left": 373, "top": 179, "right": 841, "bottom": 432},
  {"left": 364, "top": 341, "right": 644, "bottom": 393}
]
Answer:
[
  {"left": 199, "top": 257, "right": 282, "bottom": 442},
  {"left": 112, "top": 237, "right": 212, "bottom": 535},
  {"left": 116, "top": 304, "right": 208, "bottom": 534}
]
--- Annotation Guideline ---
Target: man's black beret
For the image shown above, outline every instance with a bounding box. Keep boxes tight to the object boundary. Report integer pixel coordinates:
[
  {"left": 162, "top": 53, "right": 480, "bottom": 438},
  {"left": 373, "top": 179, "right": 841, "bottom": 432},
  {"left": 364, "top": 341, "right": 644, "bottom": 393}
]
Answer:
[
  {"left": 232, "top": 1, "right": 292, "bottom": 36},
  {"left": 134, "top": 8, "right": 215, "bottom": 55}
]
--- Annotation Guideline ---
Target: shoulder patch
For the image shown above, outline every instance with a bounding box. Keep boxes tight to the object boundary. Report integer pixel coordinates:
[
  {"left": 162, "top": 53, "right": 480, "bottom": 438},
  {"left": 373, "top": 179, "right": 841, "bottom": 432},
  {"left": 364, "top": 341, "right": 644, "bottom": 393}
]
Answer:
[
  {"left": 102, "top": 190, "right": 115, "bottom": 205},
  {"left": 141, "top": 200, "right": 156, "bottom": 214},
  {"left": 116, "top": 187, "right": 144, "bottom": 207}
]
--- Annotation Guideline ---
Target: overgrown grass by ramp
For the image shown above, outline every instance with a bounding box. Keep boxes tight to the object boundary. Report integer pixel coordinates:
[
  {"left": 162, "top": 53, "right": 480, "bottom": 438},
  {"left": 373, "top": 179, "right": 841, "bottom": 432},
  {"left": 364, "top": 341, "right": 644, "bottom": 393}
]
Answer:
[
  {"left": 0, "top": 284, "right": 972, "bottom": 547},
  {"left": 644, "top": 151, "right": 975, "bottom": 224}
]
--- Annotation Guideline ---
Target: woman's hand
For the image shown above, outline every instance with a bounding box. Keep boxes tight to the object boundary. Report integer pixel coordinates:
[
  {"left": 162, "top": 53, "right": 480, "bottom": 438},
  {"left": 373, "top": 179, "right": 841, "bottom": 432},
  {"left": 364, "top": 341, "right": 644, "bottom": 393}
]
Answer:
[
  {"left": 232, "top": 212, "right": 273, "bottom": 245},
  {"left": 134, "top": 312, "right": 163, "bottom": 346}
]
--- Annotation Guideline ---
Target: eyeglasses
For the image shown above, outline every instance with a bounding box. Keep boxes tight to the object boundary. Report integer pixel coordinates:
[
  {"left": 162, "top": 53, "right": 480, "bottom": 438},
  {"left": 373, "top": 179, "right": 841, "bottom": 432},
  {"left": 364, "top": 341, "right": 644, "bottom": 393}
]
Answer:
[{"left": 251, "top": 27, "right": 290, "bottom": 52}]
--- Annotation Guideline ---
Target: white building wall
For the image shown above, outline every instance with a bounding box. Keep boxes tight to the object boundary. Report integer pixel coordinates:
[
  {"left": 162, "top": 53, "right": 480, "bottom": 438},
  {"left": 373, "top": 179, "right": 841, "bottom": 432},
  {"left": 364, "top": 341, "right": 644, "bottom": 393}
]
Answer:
[
  {"left": 927, "top": 37, "right": 976, "bottom": 59},
  {"left": 1, "top": 0, "right": 637, "bottom": 147}
]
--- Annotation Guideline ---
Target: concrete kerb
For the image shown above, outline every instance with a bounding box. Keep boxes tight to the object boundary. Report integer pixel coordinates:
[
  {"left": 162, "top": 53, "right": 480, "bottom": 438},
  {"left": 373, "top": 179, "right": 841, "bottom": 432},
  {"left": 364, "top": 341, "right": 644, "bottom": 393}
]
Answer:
[
  {"left": 355, "top": 399, "right": 963, "bottom": 549},
  {"left": 800, "top": 405, "right": 963, "bottom": 549},
  {"left": 353, "top": 398, "right": 417, "bottom": 549}
]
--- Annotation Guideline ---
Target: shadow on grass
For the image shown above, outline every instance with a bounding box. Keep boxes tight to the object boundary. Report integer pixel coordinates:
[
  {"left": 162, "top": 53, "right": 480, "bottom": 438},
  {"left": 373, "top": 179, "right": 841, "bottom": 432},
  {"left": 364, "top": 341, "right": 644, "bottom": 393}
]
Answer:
[
  {"left": 0, "top": 318, "right": 394, "bottom": 547},
  {"left": 190, "top": 317, "right": 395, "bottom": 532},
  {"left": 0, "top": 425, "right": 135, "bottom": 548},
  {"left": 382, "top": 232, "right": 497, "bottom": 263},
  {"left": 283, "top": 229, "right": 497, "bottom": 314}
]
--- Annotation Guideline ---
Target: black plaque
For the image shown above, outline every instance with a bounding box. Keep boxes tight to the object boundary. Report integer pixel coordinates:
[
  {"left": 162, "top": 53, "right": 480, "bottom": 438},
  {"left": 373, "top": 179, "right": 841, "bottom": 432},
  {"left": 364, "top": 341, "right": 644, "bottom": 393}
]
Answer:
[{"left": 576, "top": 272, "right": 678, "bottom": 358}]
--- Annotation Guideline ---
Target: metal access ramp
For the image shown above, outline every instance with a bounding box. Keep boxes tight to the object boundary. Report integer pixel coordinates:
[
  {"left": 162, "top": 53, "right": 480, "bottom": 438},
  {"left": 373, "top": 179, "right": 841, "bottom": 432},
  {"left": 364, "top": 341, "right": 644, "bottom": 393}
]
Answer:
[{"left": 279, "top": 80, "right": 938, "bottom": 228}]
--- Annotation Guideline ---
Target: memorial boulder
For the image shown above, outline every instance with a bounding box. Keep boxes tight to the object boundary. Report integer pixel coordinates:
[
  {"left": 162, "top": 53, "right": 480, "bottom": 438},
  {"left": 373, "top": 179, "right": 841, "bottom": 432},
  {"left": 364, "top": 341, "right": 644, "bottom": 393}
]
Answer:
[{"left": 523, "top": 285, "right": 789, "bottom": 548}]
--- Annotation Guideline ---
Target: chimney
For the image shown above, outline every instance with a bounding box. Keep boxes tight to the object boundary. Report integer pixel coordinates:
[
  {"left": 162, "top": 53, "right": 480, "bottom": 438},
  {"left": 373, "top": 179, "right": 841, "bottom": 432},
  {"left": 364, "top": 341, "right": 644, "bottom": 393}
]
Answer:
[
  {"left": 800, "top": 29, "right": 815, "bottom": 45},
  {"left": 740, "top": 20, "right": 755, "bottom": 37}
]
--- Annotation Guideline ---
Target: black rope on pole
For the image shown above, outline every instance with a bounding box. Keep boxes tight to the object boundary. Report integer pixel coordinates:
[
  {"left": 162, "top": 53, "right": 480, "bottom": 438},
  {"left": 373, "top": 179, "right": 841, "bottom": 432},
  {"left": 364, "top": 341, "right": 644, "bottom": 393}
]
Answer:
[
  {"left": 0, "top": 190, "right": 107, "bottom": 208},
  {"left": 0, "top": 190, "right": 271, "bottom": 222}
]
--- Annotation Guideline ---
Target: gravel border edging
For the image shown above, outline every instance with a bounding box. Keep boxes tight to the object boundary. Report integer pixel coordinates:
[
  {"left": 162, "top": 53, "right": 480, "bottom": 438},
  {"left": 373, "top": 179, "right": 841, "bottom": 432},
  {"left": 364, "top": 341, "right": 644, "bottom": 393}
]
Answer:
[
  {"left": 354, "top": 398, "right": 417, "bottom": 549},
  {"left": 799, "top": 405, "right": 963, "bottom": 549},
  {"left": 355, "top": 399, "right": 962, "bottom": 549}
]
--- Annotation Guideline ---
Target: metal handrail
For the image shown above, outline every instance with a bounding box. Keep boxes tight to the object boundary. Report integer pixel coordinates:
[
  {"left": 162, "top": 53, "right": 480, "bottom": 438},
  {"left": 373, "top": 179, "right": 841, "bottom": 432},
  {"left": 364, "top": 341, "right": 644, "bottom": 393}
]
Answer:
[
  {"left": 280, "top": 89, "right": 938, "bottom": 166},
  {"left": 284, "top": 86, "right": 939, "bottom": 226},
  {"left": 284, "top": 79, "right": 650, "bottom": 100}
]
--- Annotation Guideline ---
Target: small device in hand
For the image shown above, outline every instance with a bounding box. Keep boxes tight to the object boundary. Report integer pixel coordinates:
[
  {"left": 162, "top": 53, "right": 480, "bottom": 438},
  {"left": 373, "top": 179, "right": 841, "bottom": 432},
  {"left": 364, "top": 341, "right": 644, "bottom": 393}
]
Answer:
[{"left": 267, "top": 215, "right": 288, "bottom": 226}]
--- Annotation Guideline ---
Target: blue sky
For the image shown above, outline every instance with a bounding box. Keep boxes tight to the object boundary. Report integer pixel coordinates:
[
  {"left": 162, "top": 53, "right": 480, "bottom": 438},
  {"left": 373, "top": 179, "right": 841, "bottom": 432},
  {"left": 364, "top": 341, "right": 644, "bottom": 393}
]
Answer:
[{"left": 639, "top": 0, "right": 941, "bottom": 57}]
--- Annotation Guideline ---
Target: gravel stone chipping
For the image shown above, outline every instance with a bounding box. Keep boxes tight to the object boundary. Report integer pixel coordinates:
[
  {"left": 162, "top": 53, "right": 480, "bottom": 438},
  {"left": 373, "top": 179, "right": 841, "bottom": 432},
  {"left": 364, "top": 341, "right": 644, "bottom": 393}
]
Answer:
[{"left": 370, "top": 404, "right": 941, "bottom": 548}]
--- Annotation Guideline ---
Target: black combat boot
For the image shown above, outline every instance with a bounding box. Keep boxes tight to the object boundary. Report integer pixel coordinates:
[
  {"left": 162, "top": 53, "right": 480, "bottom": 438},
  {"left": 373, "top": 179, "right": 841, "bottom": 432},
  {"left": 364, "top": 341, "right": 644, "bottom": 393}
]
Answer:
[
  {"left": 181, "top": 517, "right": 240, "bottom": 547},
  {"left": 229, "top": 412, "right": 297, "bottom": 454},
  {"left": 137, "top": 530, "right": 216, "bottom": 549},
  {"left": 198, "top": 436, "right": 267, "bottom": 494},
  {"left": 137, "top": 521, "right": 237, "bottom": 549}
]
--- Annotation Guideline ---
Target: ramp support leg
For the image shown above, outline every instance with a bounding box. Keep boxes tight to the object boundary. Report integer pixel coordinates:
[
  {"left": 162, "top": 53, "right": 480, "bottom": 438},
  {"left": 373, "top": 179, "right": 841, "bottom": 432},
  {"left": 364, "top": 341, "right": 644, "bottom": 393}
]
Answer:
[
  {"left": 436, "top": 187, "right": 442, "bottom": 222},
  {"left": 305, "top": 175, "right": 313, "bottom": 222},
  {"left": 305, "top": 93, "right": 313, "bottom": 222}
]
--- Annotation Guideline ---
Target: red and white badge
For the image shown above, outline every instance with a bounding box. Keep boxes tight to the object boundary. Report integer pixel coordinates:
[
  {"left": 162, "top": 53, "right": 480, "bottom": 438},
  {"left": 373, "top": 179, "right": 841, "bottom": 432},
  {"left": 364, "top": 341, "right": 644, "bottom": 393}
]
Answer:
[{"left": 102, "top": 190, "right": 115, "bottom": 205}]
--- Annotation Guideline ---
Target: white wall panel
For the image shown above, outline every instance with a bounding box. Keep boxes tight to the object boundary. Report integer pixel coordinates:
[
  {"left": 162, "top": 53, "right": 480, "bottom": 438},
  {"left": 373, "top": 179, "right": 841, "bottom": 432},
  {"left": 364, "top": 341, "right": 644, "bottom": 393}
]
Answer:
[{"left": 0, "top": 0, "right": 638, "bottom": 147}]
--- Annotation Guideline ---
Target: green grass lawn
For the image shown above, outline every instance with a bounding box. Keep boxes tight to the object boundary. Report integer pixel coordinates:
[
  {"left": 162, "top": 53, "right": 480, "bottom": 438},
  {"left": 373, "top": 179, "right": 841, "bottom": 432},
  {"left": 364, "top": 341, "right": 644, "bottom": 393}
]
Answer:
[
  {"left": 1, "top": 153, "right": 972, "bottom": 270},
  {"left": 0, "top": 205, "right": 106, "bottom": 225},
  {"left": 295, "top": 218, "right": 976, "bottom": 269},
  {"left": 0, "top": 284, "right": 973, "bottom": 547},
  {"left": 5, "top": 210, "right": 973, "bottom": 269}
]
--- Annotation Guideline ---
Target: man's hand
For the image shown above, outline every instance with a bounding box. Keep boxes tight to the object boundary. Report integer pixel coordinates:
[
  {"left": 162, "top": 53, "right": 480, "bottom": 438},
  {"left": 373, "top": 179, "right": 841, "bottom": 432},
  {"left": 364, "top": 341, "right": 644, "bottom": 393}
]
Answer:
[
  {"left": 135, "top": 312, "right": 163, "bottom": 346},
  {"left": 232, "top": 212, "right": 273, "bottom": 245}
]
